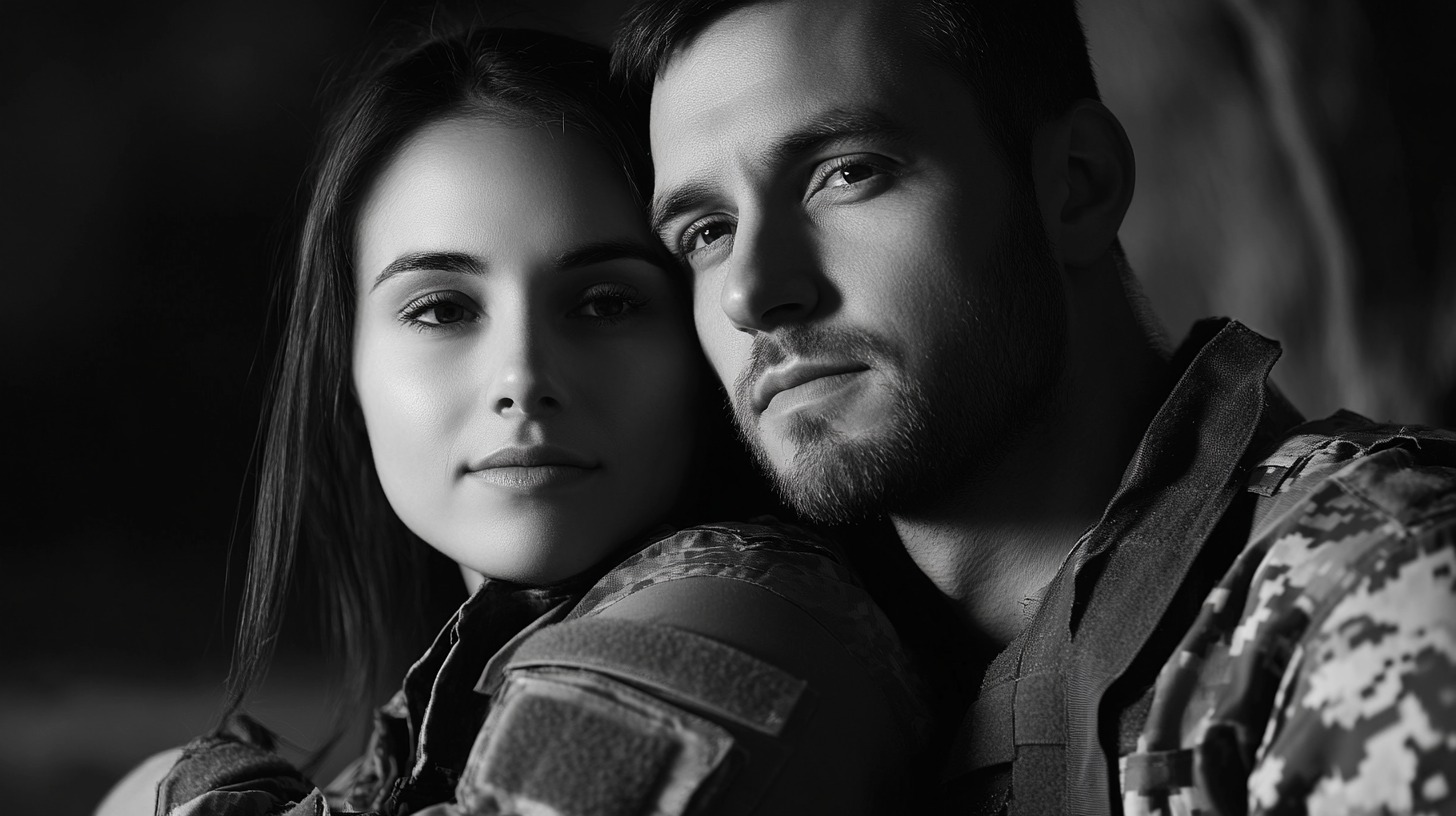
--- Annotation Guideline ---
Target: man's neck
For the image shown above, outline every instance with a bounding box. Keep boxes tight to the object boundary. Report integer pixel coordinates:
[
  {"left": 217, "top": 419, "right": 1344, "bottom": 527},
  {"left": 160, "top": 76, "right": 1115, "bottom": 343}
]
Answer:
[{"left": 892, "top": 260, "right": 1171, "bottom": 653}]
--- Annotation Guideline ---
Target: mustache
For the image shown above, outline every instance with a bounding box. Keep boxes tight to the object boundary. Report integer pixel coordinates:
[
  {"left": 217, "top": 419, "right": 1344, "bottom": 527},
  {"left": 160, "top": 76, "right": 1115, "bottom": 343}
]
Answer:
[{"left": 732, "top": 325, "right": 897, "bottom": 412}]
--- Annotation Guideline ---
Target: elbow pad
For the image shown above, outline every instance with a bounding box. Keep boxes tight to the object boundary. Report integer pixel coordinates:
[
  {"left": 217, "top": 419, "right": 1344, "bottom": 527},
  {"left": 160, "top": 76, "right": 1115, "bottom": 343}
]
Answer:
[{"left": 458, "top": 617, "right": 811, "bottom": 816}]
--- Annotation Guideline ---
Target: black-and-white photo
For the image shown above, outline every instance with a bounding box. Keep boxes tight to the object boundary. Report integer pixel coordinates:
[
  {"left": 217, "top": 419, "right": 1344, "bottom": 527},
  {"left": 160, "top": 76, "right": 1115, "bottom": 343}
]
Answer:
[{"left": 5, "top": 1, "right": 1454, "bottom": 813}]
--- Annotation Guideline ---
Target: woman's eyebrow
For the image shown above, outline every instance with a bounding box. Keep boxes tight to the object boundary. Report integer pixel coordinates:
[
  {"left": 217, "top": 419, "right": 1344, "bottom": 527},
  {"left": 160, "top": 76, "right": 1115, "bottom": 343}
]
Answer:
[
  {"left": 554, "top": 240, "right": 673, "bottom": 271},
  {"left": 371, "top": 251, "right": 484, "bottom": 292}
]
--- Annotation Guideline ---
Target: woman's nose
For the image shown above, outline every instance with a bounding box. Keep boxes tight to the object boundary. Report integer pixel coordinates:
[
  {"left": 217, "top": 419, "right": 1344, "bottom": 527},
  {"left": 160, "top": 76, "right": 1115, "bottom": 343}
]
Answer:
[
  {"left": 485, "top": 325, "right": 565, "bottom": 418},
  {"left": 489, "top": 369, "right": 563, "bottom": 417}
]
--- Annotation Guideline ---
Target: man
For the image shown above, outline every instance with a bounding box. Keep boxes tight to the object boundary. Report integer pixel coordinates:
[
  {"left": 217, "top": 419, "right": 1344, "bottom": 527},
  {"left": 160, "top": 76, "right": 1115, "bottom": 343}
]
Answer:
[{"left": 614, "top": 0, "right": 1456, "bottom": 812}]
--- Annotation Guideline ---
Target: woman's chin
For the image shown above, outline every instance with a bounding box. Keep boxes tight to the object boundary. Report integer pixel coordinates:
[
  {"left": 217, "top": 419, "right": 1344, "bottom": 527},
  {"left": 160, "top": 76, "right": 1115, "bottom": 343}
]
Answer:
[{"left": 436, "top": 522, "right": 621, "bottom": 588}]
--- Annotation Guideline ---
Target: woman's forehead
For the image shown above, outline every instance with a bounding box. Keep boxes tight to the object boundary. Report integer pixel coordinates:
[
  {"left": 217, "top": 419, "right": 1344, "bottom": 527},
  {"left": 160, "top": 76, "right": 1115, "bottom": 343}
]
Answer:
[{"left": 354, "top": 118, "right": 652, "bottom": 282}]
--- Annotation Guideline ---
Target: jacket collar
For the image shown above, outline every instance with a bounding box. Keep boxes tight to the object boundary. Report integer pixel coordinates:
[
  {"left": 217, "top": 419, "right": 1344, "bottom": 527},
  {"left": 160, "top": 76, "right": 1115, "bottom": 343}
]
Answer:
[
  {"left": 946, "top": 318, "right": 1304, "bottom": 813},
  {"left": 1062, "top": 317, "right": 1302, "bottom": 809}
]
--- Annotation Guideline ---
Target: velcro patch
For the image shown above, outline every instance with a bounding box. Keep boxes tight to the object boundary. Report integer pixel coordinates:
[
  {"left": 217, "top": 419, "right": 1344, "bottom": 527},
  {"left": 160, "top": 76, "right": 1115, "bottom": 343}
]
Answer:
[
  {"left": 457, "top": 671, "right": 735, "bottom": 816},
  {"left": 499, "top": 618, "right": 807, "bottom": 736}
]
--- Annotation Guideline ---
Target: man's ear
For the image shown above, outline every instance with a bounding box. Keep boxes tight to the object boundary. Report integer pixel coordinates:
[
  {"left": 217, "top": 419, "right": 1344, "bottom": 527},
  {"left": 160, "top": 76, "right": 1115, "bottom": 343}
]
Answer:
[{"left": 1032, "top": 99, "right": 1135, "bottom": 269}]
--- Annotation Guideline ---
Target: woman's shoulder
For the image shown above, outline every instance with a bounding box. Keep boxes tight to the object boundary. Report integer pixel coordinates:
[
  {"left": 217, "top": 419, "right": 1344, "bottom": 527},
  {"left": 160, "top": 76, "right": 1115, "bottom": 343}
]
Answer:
[
  {"left": 573, "top": 517, "right": 855, "bottom": 615},
  {"left": 570, "top": 517, "right": 931, "bottom": 746},
  {"left": 465, "top": 519, "right": 932, "bottom": 814}
]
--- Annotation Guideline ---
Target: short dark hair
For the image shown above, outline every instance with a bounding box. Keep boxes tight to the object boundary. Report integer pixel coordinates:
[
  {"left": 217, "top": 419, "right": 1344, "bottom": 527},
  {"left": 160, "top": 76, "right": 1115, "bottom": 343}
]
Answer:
[
  {"left": 612, "top": 0, "right": 1100, "bottom": 174},
  {"left": 227, "top": 27, "right": 650, "bottom": 739}
]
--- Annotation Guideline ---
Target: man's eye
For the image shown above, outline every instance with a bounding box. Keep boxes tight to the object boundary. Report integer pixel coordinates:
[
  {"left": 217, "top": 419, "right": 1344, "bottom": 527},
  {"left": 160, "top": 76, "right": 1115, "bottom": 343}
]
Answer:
[
  {"left": 825, "top": 163, "right": 879, "bottom": 189},
  {"left": 683, "top": 220, "right": 735, "bottom": 255},
  {"left": 696, "top": 223, "right": 734, "bottom": 248}
]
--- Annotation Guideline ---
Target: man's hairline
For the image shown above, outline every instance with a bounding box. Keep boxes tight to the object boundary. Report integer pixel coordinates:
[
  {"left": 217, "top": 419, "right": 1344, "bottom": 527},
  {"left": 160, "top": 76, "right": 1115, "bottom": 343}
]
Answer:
[
  {"left": 640, "top": 0, "right": 1012, "bottom": 239},
  {"left": 637, "top": 0, "right": 934, "bottom": 84},
  {"left": 638, "top": 0, "right": 1027, "bottom": 215}
]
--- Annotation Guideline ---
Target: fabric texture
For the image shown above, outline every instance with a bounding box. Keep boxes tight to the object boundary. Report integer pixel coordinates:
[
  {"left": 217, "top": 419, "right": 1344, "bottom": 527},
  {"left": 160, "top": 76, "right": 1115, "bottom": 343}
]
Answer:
[
  {"left": 158, "top": 520, "right": 927, "bottom": 815},
  {"left": 938, "top": 318, "right": 1456, "bottom": 815},
  {"left": 502, "top": 617, "right": 808, "bottom": 735}
]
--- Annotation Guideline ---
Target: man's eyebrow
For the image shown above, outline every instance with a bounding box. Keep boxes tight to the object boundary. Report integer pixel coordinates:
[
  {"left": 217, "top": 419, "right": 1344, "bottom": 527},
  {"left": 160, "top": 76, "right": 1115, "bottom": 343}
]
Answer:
[
  {"left": 763, "top": 108, "right": 910, "bottom": 168},
  {"left": 371, "top": 251, "right": 484, "bottom": 292},
  {"left": 649, "top": 108, "right": 909, "bottom": 238},
  {"left": 649, "top": 179, "right": 719, "bottom": 243},
  {"left": 554, "top": 239, "right": 673, "bottom": 271}
]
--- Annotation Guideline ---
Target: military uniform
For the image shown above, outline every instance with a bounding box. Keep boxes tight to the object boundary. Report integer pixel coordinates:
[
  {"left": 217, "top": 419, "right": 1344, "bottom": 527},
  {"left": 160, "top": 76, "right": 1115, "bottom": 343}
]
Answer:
[
  {"left": 939, "top": 319, "right": 1456, "bottom": 814},
  {"left": 158, "top": 522, "right": 928, "bottom": 815}
]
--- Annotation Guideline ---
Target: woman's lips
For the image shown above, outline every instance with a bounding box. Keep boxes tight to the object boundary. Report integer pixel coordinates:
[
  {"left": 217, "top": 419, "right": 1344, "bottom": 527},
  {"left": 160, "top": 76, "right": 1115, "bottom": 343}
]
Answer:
[
  {"left": 464, "top": 445, "right": 599, "bottom": 490},
  {"left": 466, "top": 464, "right": 594, "bottom": 490}
]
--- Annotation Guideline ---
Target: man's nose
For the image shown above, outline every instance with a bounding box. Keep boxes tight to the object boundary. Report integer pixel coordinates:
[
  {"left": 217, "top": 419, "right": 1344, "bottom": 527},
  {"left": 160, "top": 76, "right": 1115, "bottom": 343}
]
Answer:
[
  {"left": 720, "top": 216, "right": 821, "bottom": 333},
  {"left": 485, "top": 322, "right": 565, "bottom": 419}
]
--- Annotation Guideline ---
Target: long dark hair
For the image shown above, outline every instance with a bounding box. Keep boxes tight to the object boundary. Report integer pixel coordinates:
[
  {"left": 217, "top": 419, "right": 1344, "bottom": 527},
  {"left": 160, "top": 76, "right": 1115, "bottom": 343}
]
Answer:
[{"left": 224, "top": 28, "right": 666, "bottom": 738}]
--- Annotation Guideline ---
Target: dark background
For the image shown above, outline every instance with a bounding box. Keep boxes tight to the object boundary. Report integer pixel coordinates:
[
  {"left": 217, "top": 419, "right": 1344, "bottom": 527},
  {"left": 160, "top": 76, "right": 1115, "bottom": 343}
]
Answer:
[{"left": 3, "top": 1, "right": 1452, "bottom": 812}]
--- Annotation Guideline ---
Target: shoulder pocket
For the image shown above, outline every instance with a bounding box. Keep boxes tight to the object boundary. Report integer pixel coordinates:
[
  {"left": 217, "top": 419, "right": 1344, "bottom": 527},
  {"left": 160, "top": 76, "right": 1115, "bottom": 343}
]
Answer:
[
  {"left": 459, "top": 669, "right": 735, "bottom": 816},
  {"left": 459, "top": 618, "right": 810, "bottom": 816}
]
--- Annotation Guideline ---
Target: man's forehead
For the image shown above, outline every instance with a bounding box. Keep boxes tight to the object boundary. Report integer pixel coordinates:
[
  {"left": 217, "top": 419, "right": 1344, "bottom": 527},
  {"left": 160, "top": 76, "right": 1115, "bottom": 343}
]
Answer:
[
  {"left": 647, "top": 0, "right": 913, "bottom": 174},
  {"left": 652, "top": 0, "right": 909, "bottom": 97}
]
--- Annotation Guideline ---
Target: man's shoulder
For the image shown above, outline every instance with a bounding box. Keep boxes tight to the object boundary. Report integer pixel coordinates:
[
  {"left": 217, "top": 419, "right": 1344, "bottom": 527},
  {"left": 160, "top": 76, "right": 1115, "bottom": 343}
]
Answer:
[
  {"left": 1238, "top": 409, "right": 1456, "bottom": 647},
  {"left": 1234, "top": 409, "right": 1456, "bottom": 714},
  {"left": 1120, "top": 409, "right": 1456, "bottom": 813},
  {"left": 1246, "top": 409, "right": 1456, "bottom": 539},
  {"left": 1233, "top": 414, "right": 1456, "bottom": 810}
]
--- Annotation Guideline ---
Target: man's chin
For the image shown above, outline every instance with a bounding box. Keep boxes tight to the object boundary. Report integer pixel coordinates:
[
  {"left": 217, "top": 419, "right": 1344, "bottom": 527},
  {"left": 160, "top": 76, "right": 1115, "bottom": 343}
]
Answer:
[{"left": 750, "top": 418, "right": 912, "bottom": 525}]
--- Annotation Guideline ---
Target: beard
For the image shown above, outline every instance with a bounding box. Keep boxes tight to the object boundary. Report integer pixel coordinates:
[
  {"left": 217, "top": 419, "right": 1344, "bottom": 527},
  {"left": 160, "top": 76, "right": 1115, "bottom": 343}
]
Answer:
[{"left": 731, "top": 188, "right": 1067, "bottom": 524}]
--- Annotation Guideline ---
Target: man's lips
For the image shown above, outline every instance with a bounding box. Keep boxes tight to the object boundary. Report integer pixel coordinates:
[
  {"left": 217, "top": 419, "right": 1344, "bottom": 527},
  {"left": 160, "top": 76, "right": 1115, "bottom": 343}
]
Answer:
[{"left": 751, "top": 360, "right": 870, "bottom": 414}]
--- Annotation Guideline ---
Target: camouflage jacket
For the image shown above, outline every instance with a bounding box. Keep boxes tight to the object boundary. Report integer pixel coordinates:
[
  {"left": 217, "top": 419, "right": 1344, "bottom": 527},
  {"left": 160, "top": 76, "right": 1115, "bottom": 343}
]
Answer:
[
  {"left": 158, "top": 521, "right": 928, "bottom": 815},
  {"left": 938, "top": 319, "right": 1456, "bottom": 815}
]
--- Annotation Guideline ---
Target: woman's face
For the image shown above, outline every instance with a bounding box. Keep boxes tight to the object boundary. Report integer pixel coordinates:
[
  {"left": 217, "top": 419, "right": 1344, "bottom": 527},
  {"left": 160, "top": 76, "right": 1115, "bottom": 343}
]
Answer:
[{"left": 353, "top": 117, "right": 699, "bottom": 585}]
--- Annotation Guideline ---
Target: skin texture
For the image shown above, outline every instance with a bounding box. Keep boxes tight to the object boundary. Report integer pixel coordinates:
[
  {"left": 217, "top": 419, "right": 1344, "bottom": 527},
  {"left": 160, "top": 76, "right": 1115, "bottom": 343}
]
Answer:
[
  {"left": 650, "top": 0, "right": 1159, "bottom": 649},
  {"left": 352, "top": 117, "right": 910, "bottom": 816},
  {"left": 353, "top": 117, "right": 699, "bottom": 586},
  {"left": 96, "top": 111, "right": 914, "bottom": 816},
  {"left": 649, "top": 0, "right": 1067, "bottom": 525}
]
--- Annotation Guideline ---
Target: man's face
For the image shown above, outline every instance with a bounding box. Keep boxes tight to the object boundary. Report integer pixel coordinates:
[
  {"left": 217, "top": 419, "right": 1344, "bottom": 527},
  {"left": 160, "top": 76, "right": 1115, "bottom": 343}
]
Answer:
[{"left": 650, "top": 0, "right": 1067, "bottom": 521}]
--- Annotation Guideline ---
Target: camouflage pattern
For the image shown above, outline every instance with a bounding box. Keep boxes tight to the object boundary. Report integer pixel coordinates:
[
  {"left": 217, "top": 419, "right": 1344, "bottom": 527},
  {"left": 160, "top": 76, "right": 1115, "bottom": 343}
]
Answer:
[
  {"left": 158, "top": 520, "right": 928, "bottom": 815},
  {"left": 936, "top": 321, "right": 1456, "bottom": 815},
  {"left": 567, "top": 520, "right": 931, "bottom": 741},
  {"left": 1121, "top": 440, "right": 1456, "bottom": 814}
]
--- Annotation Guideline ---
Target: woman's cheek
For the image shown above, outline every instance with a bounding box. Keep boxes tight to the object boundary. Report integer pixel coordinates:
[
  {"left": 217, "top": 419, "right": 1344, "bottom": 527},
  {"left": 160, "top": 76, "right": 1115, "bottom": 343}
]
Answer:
[
  {"left": 636, "top": 343, "right": 703, "bottom": 468},
  {"left": 357, "top": 331, "right": 464, "bottom": 505}
]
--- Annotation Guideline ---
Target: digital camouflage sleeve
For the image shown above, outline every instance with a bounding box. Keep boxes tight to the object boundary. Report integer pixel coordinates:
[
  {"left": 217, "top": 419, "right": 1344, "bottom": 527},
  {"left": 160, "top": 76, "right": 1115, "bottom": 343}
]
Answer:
[{"left": 1123, "top": 421, "right": 1456, "bottom": 814}]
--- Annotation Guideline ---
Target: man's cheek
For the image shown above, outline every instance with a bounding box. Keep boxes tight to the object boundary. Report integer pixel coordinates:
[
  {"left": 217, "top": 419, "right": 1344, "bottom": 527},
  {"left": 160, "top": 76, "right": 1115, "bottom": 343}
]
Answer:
[
  {"left": 693, "top": 312, "right": 744, "bottom": 390},
  {"left": 709, "top": 344, "right": 749, "bottom": 398}
]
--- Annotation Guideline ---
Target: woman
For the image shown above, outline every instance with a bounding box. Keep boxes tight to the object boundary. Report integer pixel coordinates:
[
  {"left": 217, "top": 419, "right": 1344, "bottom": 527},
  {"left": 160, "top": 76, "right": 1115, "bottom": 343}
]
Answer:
[{"left": 101, "top": 26, "right": 926, "bottom": 816}]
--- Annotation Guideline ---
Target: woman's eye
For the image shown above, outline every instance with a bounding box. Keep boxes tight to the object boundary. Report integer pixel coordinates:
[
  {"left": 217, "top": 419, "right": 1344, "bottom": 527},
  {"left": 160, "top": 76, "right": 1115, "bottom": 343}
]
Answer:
[
  {"left": 399, "top": 294, "right": 477, "bottom": 329},
  {"left": 578, "top": 296, "right": 631, "bottom": 318},
  {"left": 825, "top": 162, "right": 880, "bottom": 189},
  {"left": 573, "top": 286, "right": 646, "bottom": 320},
  {"left": 420, "top": 302, "right": 469, "bottom": 324}
]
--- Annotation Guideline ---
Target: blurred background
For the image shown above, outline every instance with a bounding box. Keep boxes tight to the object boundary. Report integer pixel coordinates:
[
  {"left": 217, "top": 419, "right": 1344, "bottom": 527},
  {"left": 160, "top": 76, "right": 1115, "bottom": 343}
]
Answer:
[{"left": 3, "top": 0, "right": 1452, "bottom": 812}]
